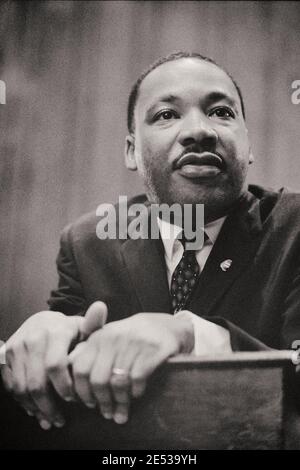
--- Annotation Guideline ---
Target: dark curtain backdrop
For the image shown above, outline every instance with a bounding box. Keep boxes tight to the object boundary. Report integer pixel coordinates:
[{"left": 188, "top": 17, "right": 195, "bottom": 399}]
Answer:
[{"left": 0, "top": 0, "right": 300, "bottom": 338}]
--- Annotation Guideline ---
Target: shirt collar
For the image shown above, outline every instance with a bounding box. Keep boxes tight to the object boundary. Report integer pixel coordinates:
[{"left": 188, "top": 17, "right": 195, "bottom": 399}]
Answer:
[
  {"left": 157, "top": 215, "right": 226, "bottom": 261},
  {"left": 205, "top": 216, "right": 227, "bottom": 244}
]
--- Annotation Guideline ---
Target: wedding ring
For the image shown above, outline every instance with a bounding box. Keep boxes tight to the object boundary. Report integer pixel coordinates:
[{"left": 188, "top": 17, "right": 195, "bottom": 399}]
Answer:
[{"left": 112, "top": 367, "right": 128, "bottom": 377}]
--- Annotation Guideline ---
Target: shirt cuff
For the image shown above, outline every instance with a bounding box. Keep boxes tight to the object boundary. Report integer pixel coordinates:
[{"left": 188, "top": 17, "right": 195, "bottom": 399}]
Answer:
[{"left": 174, "top": 310, "right": 232, "bottom": 356}]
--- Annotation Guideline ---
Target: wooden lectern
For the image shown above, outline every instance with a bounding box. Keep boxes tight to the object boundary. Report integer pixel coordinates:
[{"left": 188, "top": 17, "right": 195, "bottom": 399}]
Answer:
[{"left": 1, "top": 351, "right": 299, "bottom": 449}]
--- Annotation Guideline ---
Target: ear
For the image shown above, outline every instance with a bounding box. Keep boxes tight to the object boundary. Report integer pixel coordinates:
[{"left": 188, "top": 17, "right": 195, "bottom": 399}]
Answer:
[
  {"left": 245, "top": 129, "right": 254, "bottom": 165},
  {"left": 124, "top": 134, "right": 138, "bottom": 171},
  {"left": 249, "top": 150, "right": 255, "bottom": 165}
]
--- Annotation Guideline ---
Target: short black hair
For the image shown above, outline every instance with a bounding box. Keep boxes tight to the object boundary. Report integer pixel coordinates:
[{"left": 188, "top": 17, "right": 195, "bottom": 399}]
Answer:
[{"left": 127, "top": 51, "right": 246, "bottom": 134}]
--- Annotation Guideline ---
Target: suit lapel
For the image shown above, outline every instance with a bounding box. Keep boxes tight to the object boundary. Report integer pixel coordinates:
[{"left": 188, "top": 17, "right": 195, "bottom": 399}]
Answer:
[
  {"left": 189, "top": 193, "right": 264, "bottom": 317},
  {"left": 121, "top": 223, "right": 171, "bottom": 314}
]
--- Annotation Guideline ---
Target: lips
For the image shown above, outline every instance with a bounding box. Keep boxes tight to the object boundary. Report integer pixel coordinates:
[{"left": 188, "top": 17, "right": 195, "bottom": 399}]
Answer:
[
  {"left": 174, "top": 152, "right": 225, "bottom": 179},
  {"left": 175, "top": 152, "right": 224, "bottom": 170}
]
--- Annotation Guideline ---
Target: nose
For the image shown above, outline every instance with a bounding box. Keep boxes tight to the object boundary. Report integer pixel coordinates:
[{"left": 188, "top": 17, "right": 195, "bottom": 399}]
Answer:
[{"left": 178, "top": 110, "right": 218, "bottom": 149}]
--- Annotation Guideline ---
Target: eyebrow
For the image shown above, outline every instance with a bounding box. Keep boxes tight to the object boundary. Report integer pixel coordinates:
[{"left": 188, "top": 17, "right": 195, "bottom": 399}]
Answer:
[
  {"left": 203, "top": 91, "right": 238, "bottom": 109},
  {"left": 145, "top": 91, "right": 238, "bottom": 117},
  {"left": 146, "top": 94, "right": 180, "bottom": 116}
]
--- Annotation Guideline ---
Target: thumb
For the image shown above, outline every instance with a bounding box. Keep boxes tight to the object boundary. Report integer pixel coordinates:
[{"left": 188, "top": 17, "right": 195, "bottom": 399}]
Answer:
[{"left": 79, "top": 301, "right": 108, "bottom": 341}]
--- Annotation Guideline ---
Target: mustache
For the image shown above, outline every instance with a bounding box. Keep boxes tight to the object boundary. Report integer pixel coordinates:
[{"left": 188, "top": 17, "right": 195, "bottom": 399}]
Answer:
[{"left": 173, "top": 146, "right": 225, "bottom": 170}]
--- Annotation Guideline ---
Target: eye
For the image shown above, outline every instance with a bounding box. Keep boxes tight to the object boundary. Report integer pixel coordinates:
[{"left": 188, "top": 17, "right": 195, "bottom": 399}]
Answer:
[
  {"left": 209, "top": 107, "right": 235, "bottom": 119},
  {"left": 154, "top": 109, "right": 179, "bottom": 121}
]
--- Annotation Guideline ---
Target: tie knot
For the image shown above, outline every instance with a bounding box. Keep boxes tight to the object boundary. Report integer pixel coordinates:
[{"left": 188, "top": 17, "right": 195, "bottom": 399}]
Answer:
[{"left": 180, "top": 231, "right": 208, "bottom": 251}]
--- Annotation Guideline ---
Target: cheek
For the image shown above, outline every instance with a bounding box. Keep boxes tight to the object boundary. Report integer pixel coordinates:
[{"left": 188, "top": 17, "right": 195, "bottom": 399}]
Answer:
[
  {"left": 225, "top": 129, "right": 250, "bottom": 160},
  {"left": 135, "top": 130, "right": 153, "bottom": 155},
  {"left": 135, "top": 132, "right": 172, "bottom": 166}
]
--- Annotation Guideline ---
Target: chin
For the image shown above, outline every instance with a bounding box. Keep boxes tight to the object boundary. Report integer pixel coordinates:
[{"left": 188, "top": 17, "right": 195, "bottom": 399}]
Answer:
[
  {"left": 172, "top": 185, "right": 241, "bottom": 215},
  {"left": 149, "top": 176, "right": 243, "bottom": 208},
  {"left": 168, "top": 186, "right": 217, "bottom": 206}
]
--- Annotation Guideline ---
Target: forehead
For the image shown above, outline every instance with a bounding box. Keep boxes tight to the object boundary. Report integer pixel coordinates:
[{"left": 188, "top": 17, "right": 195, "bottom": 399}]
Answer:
[{"left": 137, "top": 58, "right": 240, "bottom": 110}]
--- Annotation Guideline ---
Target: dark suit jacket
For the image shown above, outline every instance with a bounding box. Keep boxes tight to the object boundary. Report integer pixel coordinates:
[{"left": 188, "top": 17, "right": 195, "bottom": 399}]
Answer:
[{"left": 48, "top": 184, "right": 300, "bottom": 352}]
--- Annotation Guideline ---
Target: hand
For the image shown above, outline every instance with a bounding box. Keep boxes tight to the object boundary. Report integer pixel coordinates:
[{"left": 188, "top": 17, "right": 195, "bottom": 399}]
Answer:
[
  {"left": 0, "top": 301, "right": 107, "bottom": 430},
  {"left": 69, "top": 312, "right": 194, "bottom": 424}
]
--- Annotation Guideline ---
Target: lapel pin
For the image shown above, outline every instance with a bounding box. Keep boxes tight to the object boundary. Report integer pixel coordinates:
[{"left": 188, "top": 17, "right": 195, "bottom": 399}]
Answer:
[{"left": 220, "top": 259, "right": 232, "bottom": 272}]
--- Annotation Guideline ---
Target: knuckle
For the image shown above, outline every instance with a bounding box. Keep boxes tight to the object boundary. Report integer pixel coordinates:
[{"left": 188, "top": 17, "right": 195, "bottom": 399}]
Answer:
[
  {"left": 12, "top": 382, "right": 27, "bottom": 397},
  {"left": 132, "top": 337, "right": 146, "bottom": 348},
  {"left": 100, "top": 403, "right": 112, "bottom": 412},
  {"left": 110, "top": 376, "right": 129, "bottom": 389},
  {"left": 27, "top": 381, "right": 46, "bottom": 398},
  {"left": 101, "top": 327, "right": 119, "bottom": 344},
  {"left": 5, "top": 343, "right": 19, "bottom": 362},
  {"left": 115, "top": 396, "right": 129, "bottom": 406},
  {"left": 1, "top": 364, "right": 10, "bottom": 380},
  {"left": 45, "top": 359, "right": 64, "bottom": 375},
  {"left": 131, "top": 370, "right": 145, "bottom": 382},
  {"left": 5, "top": 342, "right": 13, "bottom": 356},
  {"left": 90, "top": 376, "right": 107, "bottom": 391},
  {"left": 72, "top": 363, "right": 90, "bottom": 379},
  {"left": 3, "top": 380, "right": 13, "bottom": 393}
]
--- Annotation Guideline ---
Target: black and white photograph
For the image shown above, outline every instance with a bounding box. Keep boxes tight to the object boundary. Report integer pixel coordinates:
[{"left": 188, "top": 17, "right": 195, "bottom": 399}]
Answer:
[{"left": 0, "top": 0, "right": 300, "bottom": 452}]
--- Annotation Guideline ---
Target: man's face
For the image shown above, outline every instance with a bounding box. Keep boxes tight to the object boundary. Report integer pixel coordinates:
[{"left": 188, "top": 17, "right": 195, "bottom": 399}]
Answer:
[{"left": 125, "top": 58, "right": 253, "bottom": 220}]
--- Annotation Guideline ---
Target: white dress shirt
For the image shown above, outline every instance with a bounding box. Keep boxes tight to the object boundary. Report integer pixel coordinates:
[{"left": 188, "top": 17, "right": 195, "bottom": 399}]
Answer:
[{"left": 157, "top": 217, "right": 232, "bottom": 356}]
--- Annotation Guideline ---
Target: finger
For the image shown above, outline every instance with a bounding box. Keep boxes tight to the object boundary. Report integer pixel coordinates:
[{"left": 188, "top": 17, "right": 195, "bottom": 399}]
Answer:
[
  {"left": 25, "top": 338, "right": 65, "bottom": 428},
  {"left": 7, "top": 343, "right": 27, "bottom": 397},
  {"left": 10, "top": 361, "right": 39, "bottom": 417},
  {"left": 80, "top": 301, "right": 108, "bottom": 341},
  {"left": 1, "top": 364, "right": 13, "bottom": 393},
  {"left": 16, "top": 394, "right": 40, "bottom": 417},
  {"left": 110, "top": 372, "right": 130, "bottom": 408},
  {"left": 68, "top": 342, "right": 86, "bottom": 363},
  {"left": 130, "top": 349, "right": 166, "bottom": 399},
  {"left": 28, "top": 376, "right": 65, "bottom": 429},
  {"left": 131, "top": 375, "right": 147, "bottom": 399},
  {"left": 109, "top": 345, "right": 140, "bottom": 424},
  {"left": 0, "top": 342, "right": 6, "bottom": 365},
  {"left": 3, "top": 345, "right": 38, "bottom": 417},
  {"left": 71, "top": 343, "right": 98, "bottom": 408},
  {"left": 110, "top": 374, "right": 130, "bottom": 424},
  {"left": 3, "top": 350, "right": 51, "bottom": 424},
  {"left": 45, "top": 332, "right": 77, "bottom": 402},
  {"left": 89, "top": 339, "right": 116, "bottom": 420},
  {"left": 112, "top": 402, "right": 130, "bottom": 425},
  {"left": 12, "top": 389, "right": 44, "bottom": 419}
]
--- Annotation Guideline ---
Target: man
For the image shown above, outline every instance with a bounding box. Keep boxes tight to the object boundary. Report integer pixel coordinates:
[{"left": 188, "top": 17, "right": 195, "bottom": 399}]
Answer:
[{"left": 2, "top": 51, "right": 300, "bottom": 431}]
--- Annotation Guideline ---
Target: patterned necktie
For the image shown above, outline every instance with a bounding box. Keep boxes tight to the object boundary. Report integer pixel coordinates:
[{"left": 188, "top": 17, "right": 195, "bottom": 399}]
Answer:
[{"left": 170, "top": 234, "right": 207, "bottom": 313}]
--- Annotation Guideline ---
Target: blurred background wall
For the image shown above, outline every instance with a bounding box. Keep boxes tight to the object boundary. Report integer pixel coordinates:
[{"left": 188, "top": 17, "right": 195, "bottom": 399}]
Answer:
[{"left": 0, "top": 0, "right": 300, "bottom": 338}]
